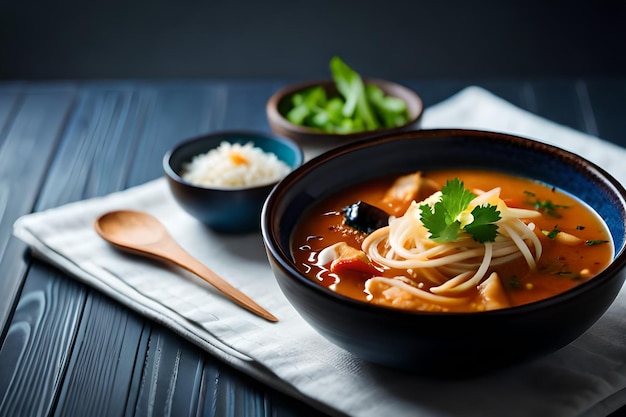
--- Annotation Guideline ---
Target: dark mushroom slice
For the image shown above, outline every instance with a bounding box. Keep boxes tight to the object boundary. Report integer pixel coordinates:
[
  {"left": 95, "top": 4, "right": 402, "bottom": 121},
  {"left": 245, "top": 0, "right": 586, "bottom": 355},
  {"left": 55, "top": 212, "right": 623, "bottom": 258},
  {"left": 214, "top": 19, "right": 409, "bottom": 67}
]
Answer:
[{"left": 343, "top": 201, "right": 390, "bottom": 234}]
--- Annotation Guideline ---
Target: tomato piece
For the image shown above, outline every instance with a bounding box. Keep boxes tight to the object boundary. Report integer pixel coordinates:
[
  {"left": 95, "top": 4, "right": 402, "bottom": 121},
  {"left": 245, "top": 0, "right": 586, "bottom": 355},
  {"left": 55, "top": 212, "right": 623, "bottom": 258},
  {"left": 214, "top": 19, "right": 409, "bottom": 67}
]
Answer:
[{"left": 329, "top": 243, "right": 380, "bottom": 275}]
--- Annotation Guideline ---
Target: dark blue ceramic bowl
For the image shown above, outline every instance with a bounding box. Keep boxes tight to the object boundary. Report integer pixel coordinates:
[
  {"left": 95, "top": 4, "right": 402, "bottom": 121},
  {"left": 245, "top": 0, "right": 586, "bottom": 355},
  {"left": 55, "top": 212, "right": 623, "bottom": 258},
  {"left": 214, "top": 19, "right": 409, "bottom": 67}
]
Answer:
[
  {"left": 261, "top": 129, "right": 626, "bottom": 375},
  {"left": 164, "top": 131, "right": 303, "bottom": 233}
]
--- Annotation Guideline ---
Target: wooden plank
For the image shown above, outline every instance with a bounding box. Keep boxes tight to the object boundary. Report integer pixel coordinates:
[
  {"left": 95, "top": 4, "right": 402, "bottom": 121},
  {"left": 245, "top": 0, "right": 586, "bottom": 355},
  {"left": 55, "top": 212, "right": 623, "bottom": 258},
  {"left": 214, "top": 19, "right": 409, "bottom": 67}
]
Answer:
[
  {"left": 0, "top": 84, "right": 75, "bottom": 335},
  {"left": 0, "top": 84, "right": 21, "bottom": 139},
  {"left": 0, "top": 84, "right": 156, "bottom": 417},
  {"left": 0, "top": 264, "right": 85, "bottom": 417},
  {"left": 6, "top": 84, "right": 163, "bottom": 417},
  {"left": 401, "top": 79, "right": 468, "bottom": 110},
  {"left": 36, "top": 84, "right": 150, "bottom": 205},
  {"left": 126, "top": 82, "right": 225, "bottom": 186},
  {"left": 403, "top": 78, "right": 536, "bottom": 115},
  {"left": 131, "top": 327, "right": 204, "bottom": 416},
  {"left": 219, "top": 81, "right": 280, "bottom": 131},
  {"left": 54, "top": 293, "right": 146, "bottom": 417}
]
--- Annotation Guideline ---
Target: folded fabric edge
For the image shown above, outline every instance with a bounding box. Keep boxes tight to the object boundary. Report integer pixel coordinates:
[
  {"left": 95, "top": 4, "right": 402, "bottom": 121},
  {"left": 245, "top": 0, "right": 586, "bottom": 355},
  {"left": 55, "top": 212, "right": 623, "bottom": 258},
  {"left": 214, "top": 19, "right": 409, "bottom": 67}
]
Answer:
[
  {"left": 581, "top": 386, "right": 626, "bottom": 417},
  {"left": 12, "top": 221, "right": 350, "bottom": 417},
  {"left": 12, "top": 218, "right": 252, "bottom": 362}
]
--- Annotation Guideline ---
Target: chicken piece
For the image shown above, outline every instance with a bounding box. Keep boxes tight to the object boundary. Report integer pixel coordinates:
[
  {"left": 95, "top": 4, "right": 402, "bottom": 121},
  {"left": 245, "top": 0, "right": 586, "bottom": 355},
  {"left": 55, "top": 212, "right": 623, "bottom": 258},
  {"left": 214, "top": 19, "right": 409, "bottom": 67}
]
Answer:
[
  {"left": 554, "top": 230, "right": 584, "bottom": 246},
  {"left": 365, "top": 276, "right": 469, "bottom": 312},
  {"left": 381, "top": 172, "right": 422, "bottom": 217},
  {"left": 476, "top": 272, "right": 511, "bottom": 311}
]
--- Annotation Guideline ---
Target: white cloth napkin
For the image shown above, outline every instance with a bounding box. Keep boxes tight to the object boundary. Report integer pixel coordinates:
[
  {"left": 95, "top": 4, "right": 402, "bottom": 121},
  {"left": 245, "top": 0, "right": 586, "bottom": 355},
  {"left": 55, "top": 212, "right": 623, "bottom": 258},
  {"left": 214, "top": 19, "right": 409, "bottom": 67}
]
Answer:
[{"left": 13, "top": 86, "right": 626, "bottom": 417}]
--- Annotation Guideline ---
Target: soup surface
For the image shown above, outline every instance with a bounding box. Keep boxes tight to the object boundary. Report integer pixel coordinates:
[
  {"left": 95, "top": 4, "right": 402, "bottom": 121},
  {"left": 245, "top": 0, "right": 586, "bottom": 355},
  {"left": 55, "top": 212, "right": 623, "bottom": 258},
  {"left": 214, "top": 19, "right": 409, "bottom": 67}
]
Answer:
[{"left": 291, "top": 170, "right": 613, "bottom": 312}]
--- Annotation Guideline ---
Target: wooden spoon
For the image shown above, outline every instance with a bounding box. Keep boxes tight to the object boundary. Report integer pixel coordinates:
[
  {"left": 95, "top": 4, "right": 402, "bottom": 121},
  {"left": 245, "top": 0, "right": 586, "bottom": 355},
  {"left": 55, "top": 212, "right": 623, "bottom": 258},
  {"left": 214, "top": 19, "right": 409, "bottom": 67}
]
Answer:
[{"left": 94, "top": 210, "right": 278, "bottom": 322}]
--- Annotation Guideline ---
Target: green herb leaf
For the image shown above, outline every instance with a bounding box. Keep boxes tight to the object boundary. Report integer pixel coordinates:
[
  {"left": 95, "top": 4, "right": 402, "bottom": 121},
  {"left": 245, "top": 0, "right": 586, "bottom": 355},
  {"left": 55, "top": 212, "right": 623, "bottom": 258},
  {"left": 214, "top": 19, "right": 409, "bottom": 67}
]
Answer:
[
  {"left": 440, "top": 178, "right": 476, "bottom": 222},
  {"left": 508, "top": 276, "right": 522, "bottom": 289},
  {"left": 585, "top": 239, "right": 609, "bottom": 246},
  {"left": 419, "top": 202, "right": 455, "bottom": 242},
  {"left": 419, "top": 178, "right": 501, "bottom": 243},
  {"left": 542, "top": 225, "right": 561, "bottom": 240},
  {"left": 365, "top": 84, "right": 409, "bottom": 129},
  {"left": 465, "top": 205, "right": 501, "bottom": 243},
  {"left": 330, "top": 56, "right": 379, "bottom": 130},
  {"left": 524, "top": 191, "right": 569, "bottom": 218}
]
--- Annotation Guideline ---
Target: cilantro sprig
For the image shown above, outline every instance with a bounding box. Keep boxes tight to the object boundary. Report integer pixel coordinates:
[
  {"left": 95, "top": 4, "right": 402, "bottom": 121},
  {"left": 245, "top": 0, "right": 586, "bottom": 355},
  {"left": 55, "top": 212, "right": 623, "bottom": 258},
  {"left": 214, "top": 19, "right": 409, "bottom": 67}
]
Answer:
[
  {"left": 419, "top": 178, "right": 501, "bottom": 243},
  {"left": 523, "top": 190, "right": 569, "bottom": 218}
]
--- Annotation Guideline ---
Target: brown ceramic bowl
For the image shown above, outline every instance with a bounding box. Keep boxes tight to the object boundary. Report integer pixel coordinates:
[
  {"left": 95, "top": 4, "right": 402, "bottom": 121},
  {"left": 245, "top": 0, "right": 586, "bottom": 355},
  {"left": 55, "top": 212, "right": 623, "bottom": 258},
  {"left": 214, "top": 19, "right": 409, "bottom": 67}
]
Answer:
[{"left": 266, "top": 78, "right": 424, "bottom": 147}]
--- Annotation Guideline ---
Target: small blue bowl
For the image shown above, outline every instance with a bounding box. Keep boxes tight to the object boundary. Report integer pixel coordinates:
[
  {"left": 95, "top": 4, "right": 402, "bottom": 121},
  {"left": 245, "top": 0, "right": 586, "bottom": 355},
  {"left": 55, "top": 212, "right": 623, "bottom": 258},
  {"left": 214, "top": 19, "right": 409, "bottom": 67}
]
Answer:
[{"left": 164, "top": 130, "right": 303, "bottom": 233}]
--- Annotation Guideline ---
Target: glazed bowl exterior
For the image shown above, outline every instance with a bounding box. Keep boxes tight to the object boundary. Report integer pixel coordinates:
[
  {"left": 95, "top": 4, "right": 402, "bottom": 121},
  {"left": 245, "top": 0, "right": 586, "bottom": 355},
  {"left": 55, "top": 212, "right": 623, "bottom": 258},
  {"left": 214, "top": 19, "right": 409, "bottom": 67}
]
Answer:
[
  {"left": 164, "top": 130, "right": 303, "bottom": 233},
  {"left": 266, "top": 78, "right": 424, "bottom": 146},
  {"left": 261, "top": 129, "right": 626, "bottom": 375}
]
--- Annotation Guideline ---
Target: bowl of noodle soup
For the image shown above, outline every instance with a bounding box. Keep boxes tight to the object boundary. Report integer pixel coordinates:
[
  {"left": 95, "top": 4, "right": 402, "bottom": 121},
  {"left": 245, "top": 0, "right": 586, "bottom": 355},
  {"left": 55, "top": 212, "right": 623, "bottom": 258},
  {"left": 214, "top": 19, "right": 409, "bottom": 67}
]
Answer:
[{"left": 261, "top": 129, "right": 626, "bottom": 375}]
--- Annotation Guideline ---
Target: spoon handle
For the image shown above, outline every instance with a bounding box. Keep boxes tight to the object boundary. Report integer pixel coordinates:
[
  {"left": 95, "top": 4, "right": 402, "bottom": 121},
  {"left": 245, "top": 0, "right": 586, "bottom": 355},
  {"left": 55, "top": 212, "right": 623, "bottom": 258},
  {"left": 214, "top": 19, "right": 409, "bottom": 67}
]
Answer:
[{"left": 154, "top": 239, "right": 278, "bottom": 322}]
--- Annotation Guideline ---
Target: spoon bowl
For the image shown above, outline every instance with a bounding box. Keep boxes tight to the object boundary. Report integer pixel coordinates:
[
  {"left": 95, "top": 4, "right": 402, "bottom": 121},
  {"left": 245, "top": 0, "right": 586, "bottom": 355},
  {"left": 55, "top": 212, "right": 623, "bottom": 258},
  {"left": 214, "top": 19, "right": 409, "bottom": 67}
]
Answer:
[
  {"left": 95, "top": 210, "right": 168, "bottom": 247},
  {"left": 94, "top": 210, "right": 278, "bottom": 322}
]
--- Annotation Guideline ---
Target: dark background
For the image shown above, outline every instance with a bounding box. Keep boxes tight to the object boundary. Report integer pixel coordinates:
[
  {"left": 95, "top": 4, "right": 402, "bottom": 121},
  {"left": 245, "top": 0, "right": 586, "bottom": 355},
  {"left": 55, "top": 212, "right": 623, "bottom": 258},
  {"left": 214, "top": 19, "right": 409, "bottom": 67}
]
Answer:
[{"left": 1, "top": 0, "right": 625, "bottom": 80}]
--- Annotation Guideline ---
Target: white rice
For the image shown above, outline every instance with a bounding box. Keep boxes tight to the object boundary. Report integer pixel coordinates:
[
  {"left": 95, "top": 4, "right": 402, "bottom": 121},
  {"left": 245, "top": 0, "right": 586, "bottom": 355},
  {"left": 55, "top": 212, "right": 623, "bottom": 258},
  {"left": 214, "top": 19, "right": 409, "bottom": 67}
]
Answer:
[{"left": 181, "top": 141, "right": 292, "bottom": 188}]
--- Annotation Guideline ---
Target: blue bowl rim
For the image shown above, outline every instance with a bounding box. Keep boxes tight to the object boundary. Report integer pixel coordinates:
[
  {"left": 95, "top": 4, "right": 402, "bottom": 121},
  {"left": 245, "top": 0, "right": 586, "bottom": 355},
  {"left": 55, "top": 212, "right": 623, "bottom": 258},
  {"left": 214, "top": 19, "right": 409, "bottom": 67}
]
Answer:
[
  {"left": 261, "top": 128, "right": 626, "bottom": 318},
  {"left": 163, "top": 129, "right": 304, "bottom": 192}
]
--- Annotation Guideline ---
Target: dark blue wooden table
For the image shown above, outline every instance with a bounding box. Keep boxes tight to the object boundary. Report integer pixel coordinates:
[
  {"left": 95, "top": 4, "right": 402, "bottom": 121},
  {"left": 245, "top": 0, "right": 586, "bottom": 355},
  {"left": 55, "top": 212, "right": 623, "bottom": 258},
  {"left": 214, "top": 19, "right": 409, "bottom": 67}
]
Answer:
[{"left": 1, "top": 78, "right": 625, "bottom": 417}]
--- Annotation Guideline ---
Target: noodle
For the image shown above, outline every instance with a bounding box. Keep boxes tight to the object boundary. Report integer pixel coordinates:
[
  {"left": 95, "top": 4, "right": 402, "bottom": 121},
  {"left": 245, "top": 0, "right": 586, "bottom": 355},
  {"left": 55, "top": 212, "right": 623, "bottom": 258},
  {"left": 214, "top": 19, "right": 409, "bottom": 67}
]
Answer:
[
  {"left": 431, "top": 242, "right": 493, "bottom": 295},
  {"left": 366, "top": 277, "right": 470, "bottom": 307},
  {"left": 362, "top": 186, "right": 542, "bottom": 301}
]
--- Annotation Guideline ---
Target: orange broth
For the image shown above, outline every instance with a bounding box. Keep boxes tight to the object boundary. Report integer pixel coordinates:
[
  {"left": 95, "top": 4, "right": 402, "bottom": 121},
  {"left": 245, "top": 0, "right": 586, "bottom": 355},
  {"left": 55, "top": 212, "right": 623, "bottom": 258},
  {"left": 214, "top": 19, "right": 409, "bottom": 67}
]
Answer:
[{"left": 291, "top": 170, "right": 614, "bottom": 312}]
